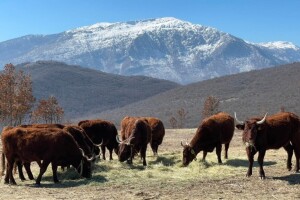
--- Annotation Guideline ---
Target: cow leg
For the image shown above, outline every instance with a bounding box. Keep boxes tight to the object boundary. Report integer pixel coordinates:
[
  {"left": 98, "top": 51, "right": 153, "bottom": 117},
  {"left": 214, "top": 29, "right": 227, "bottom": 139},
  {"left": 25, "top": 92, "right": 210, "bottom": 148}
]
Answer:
[
  {"left": 24, "top": 162, "right": 34, "bottom": 180},
  {"left": 292, "top": 146, "right": 300, "bottom": 172},
  {"left": 216, "top": 143, "right": 222, "bottom": 164},
  {"left": 246, "top": 147, "right": 255, "bottom": 177},
  {"left": 140, "top": 146, "right": 147, "bottom": 166},
  {"left": 108, "top": 147, "right": 113, "bottom": 160},
  {"left": 283, "top": 143, "right": 293, "bottom": 171},
  {"left": 151, "top": 143, "right": 158, "bottom": 156},
  {"left": 101, "top": 145, "right": 106, "bottom": 160},
  {"left": 16, "top": 161, "right": 26, "bottom": 181},
  {"left": 5, "top": 158, "right": 16, "bottom": 185},
  {"left": 51, "top": 163, "right": 59, "bottom": 183},
  {"left": 35, "top": 160, "right": 50, "bottom": 185},
  {"left": 257, "top": 150, "right": 266, "bottom": 179},
  {"left": 202, "top": 151, "right": 207, "bottom": 161},
  {"left": 224, "top": 143, "right": 230, "bottom": 159},
  {"left": 127, "top": 146, "right": 134, "bottom": 165}
]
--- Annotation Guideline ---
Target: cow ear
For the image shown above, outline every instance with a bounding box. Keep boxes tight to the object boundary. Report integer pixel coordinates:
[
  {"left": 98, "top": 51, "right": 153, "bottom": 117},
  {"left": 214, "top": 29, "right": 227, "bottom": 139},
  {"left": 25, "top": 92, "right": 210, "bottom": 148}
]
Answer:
[{"left": 236, "top": 124, "right": 245, "bottom": 130}]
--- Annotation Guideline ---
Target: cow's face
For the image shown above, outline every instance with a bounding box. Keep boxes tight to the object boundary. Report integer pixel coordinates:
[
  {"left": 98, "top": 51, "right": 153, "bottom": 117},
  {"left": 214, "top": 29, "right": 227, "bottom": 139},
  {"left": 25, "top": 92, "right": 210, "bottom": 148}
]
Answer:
[
  {"left": 235, "top": 113, "right": 267, "bottom": 149},
  {"left": 77, "top": 159, "right": 92, "bottom": 178},
  {"left": 242, "top": 120, "right": 259, "bottom": 146},
  {"left": 182, "top": 145, "right": 196, "bottom": 166},
  {"left": 242, "top": 118, "right": 266, "bottom": 149},
  {"left": 118, "top": 143, "right": 131, "bottom": 162}
]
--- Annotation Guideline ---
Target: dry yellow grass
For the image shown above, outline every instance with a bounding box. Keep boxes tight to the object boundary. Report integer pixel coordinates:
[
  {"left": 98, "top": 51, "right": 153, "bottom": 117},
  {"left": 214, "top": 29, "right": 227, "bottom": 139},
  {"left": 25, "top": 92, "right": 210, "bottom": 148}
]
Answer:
[{"left": 0, "top": 129, "right": 300, "bottom": 200}]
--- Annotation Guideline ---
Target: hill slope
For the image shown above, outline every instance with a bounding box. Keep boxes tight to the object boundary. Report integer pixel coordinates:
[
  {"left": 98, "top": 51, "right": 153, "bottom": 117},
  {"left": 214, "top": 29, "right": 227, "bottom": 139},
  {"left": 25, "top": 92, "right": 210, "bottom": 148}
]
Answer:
[
  {"left": 89, "top": 62, "right": 300, "bottom": 128},
  {"left": 16, "top": 61, "right": 179, "bottom": 120},
  {"left": 1, "top": 17, "right": 300, "bottom": 84}
]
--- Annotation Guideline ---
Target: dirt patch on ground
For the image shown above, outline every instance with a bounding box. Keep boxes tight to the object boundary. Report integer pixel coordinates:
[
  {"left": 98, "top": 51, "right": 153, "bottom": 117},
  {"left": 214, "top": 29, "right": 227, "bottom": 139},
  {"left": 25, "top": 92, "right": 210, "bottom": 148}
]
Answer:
[{"left": 1, "top": 129, "right": 300, "bottom": 199}]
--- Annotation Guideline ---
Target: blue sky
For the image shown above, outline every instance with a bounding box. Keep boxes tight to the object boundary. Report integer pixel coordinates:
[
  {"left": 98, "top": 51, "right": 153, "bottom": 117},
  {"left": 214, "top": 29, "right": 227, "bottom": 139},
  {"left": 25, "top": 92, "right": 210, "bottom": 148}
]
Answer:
[{"left": 1, "top": 0, "right": 300, "bottom": 46}]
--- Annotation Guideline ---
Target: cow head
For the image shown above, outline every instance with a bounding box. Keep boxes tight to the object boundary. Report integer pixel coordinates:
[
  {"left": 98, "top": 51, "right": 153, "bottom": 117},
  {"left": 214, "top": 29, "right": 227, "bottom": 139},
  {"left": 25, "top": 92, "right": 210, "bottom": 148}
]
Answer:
[
  {"left": 235, "top": 113, "right": 268, "bottom": 150},
  {"left": 117, "top": 136, "right": 135, "bottom": 162},
  {"left": 181, "top": 141, "right": 197, "bottom": 166},
  {"left": 77, "top": 148, "right": 95, "bottom": 178}
]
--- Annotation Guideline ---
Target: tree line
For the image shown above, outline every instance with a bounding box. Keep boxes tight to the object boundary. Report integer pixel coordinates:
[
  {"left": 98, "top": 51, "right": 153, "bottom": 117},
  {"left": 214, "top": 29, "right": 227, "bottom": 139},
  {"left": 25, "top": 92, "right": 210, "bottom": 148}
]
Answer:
[
  {"left": 0, "top": 64, "right": 64, "bottom": 126},
  {"left": 169, "top": 95, "right": 220, "bottom": 128}
]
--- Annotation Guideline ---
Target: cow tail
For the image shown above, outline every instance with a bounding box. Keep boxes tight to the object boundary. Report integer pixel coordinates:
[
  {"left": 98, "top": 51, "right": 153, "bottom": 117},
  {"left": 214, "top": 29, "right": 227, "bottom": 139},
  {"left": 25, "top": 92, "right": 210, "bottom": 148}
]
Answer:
[{"left": 0, "top": 152, "right": 5, "bottom": 176}]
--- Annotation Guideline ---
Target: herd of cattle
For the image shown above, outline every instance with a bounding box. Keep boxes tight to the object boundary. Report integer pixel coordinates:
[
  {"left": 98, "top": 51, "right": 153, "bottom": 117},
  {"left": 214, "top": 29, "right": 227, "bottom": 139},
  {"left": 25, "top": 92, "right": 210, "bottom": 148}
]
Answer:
[{"left": 1, "top": 111, "right": 300, "bottom": 185}]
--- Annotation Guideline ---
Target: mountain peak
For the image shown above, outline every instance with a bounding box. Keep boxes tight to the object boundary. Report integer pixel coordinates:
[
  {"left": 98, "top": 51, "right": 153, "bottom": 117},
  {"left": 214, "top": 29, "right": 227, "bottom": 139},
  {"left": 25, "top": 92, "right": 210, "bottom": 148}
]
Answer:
[
  {"left": 258, "top": 41, "right": 299, "bottom": 50},
  {"left": 1, "top": 17, "right": 300, "bottom": 84}
]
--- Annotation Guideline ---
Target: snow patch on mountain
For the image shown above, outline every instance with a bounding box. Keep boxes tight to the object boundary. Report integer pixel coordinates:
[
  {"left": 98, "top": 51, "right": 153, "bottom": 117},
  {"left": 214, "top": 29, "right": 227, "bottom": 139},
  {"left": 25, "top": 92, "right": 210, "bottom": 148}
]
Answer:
[{"left": 0, "top": 17, "right": 300, "bottom": 84}]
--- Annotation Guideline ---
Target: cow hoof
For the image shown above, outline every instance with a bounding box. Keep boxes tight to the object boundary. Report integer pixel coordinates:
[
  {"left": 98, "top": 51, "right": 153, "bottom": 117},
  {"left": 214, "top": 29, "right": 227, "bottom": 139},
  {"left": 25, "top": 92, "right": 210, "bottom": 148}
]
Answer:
[{"left": 34, "top": 183, "right": 41, "bottom": 187}]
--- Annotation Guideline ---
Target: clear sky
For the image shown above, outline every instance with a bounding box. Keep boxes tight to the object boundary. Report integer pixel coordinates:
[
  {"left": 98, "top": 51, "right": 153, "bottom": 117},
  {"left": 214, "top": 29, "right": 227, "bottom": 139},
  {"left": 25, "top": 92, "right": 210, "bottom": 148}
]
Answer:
[{"left": 1, "top": 0, "right": 299, "bottom": 46}]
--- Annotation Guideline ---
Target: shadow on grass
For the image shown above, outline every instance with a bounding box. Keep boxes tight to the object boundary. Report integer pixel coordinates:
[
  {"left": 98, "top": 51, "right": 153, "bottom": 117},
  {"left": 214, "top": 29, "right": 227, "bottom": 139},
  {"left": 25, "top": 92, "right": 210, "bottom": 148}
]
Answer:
[
  {"left": 148, "top": 155, "right": 178, "bottom": 166},
  {"left": 24, "top": 168, "right": 108, "bottom": 188},
  {"left": 225, "top": 159, "right": 276, "bottom": 168},
  {"left": 273, "top": 173, "right": 300, "bottom": 185}
]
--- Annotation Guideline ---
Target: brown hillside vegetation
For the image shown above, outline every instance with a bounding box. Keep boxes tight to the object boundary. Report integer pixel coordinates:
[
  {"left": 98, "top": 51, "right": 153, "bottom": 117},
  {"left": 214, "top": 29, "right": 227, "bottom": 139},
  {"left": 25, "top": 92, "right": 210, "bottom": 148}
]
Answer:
[
  {"left": 94, "top": 62, "right": 300, "bottom": 128},
  {"left": 1, "top": 129, "right": 300, "bottom": 199},
  {"left": 15, "top": 61, "right": 179, "bottom": 121}
]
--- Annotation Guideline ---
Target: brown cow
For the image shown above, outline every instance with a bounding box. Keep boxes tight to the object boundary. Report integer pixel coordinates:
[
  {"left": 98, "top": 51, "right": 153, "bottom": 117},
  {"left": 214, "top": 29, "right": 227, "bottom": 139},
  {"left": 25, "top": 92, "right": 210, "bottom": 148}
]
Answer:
[
  {"left": 1, "top": 127, "right": 94, "bottom": 185},
  {"left": 78, "top": 119, "right": 119, "bottom": 160},
  {"left": 118, "top": 117, "right": 151, "bottom": 166},
  {"left": 235, "top": 112, "right": 300, "bottom": 179},
  {"left": 3, "top": 124, "right": 100, "bottom": 181},
  {"left": 181, "top": 112, "right": 234, "bottom": 166},
  {"left": 121, "top": 116, "right": 165, "bottom": 156},
  {"left": 140, "top": 117, "right": 165, "bottom": 156}
]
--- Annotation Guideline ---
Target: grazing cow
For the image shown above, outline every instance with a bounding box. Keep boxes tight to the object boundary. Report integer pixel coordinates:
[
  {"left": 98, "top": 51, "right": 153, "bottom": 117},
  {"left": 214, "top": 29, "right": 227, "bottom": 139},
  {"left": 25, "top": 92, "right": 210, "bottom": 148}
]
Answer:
[
  {"left": 235, "top": 112, "right": 300, "bottom": 179},
  {"left": 4, "top": 124, "right": 100, "bottom": 181},
  {"left": 78, "top": 119, "right": 119, "bottom": 160},
  {"left": 121, "top": 116, "right": 165, "bottom": 156},
  {"left": 140, "top": 117, "right": 165, "bottom": 156},
  {"left": 1, "top": 127, "right": 94, "bottom": 185},
  {"left": 181, "top": 112, "right": 234, "bottom": 166},
  {"left": 19, "top": 124, "right": 100, "bottom": 157},
  {"left": 118, "top": 117, "right": 151, "bottom": 166}
]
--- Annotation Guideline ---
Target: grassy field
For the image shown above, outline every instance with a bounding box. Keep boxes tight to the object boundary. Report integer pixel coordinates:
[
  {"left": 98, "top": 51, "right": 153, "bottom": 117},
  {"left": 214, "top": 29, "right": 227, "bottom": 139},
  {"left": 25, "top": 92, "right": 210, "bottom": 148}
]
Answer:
[{"left": 1, "top": 129, "right": 300, "bottom": 200}]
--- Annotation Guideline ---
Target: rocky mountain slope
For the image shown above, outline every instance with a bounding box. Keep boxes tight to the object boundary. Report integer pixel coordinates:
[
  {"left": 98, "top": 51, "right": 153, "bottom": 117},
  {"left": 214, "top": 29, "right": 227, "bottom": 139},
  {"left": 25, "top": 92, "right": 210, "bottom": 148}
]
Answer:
[{"left": 1, "top": 17, "right": 300, "bottom": 84}]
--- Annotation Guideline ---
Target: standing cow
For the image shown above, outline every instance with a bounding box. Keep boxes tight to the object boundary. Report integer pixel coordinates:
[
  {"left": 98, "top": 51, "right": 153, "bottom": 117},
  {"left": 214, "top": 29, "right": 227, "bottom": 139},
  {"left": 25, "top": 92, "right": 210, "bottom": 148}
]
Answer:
[
  {"left": 181, "top": 112, "right": 234, "bottom": 166},
  {"left": 78, "top": 119, "right": 119, "bottom": 160},
  {"left": 121, "top": 116, "right": 165, "bottom": 156},
  {"left": 118, "top": 117, "right": 151, "bottom": 166},
  {"left": 235, "top": 112, "right": 300, "bottom": 179},
  {"left": 1, "top": 127, "right": 94, "bottom": 185},
  {"left": 141, "top": 117, "right": 165, "bottom": 156}
]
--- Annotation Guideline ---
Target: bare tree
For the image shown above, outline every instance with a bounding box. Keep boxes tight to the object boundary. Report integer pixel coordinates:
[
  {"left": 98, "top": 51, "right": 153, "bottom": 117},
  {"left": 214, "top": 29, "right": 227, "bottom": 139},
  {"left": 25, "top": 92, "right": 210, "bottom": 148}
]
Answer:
[
  {"left": 177, "top": 108, "right": 188, "bottom": 128},
  {"left": 169, "top": 116, "right": 178, "bottom": 128},
  {"left": 0, "top": 64, "right": 35, "bottom": 126},
  {"left": 31, "top": 96, "right": 64, "bottom": 124},
  {"left": 201, "top": 96, "right": 220, "bottom": 120},
  {"left": 169, "top": 107, "right": 189, "bottom": 128}
]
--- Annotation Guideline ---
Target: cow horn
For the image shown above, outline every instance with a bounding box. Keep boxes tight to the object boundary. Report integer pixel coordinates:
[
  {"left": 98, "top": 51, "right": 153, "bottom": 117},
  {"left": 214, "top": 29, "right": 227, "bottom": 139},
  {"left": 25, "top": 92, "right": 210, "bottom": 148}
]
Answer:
[
  {"left": 256, "top": 113, "right": 268, "bottom": 125},
  {"left": 79, "top": 148, "right": 95, "bottom": 162},
  {"left": 186, "top": 141, "right": 190, "bottom": 146},
  {"left": 126, "top": 136, "right": 135, "bottom": 145},
  {"left": 234, "top": 112, "right": 244, "bottom": 124},
  {"left": 116, "top": 135, "right": 122, "bottom": 144},
  {"left": 95, "top": 139, "right": 103, "bottom": 147},
  {"left": 181, "top": 141, "right": 185, "bottom": 147}
]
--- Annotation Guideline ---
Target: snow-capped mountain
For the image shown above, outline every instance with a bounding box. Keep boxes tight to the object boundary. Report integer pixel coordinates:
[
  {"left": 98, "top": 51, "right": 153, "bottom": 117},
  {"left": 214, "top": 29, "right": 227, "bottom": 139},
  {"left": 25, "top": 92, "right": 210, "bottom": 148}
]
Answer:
[{"left": 1, "top": 17, "right": 300, "bottom": 84}]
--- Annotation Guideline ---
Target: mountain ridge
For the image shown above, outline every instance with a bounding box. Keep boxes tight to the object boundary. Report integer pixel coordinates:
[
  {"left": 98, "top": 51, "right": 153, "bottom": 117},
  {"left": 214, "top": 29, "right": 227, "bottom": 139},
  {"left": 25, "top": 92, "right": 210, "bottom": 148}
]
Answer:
[{"left": 1, "top": 17, "right": 300, "bottom": 84}]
